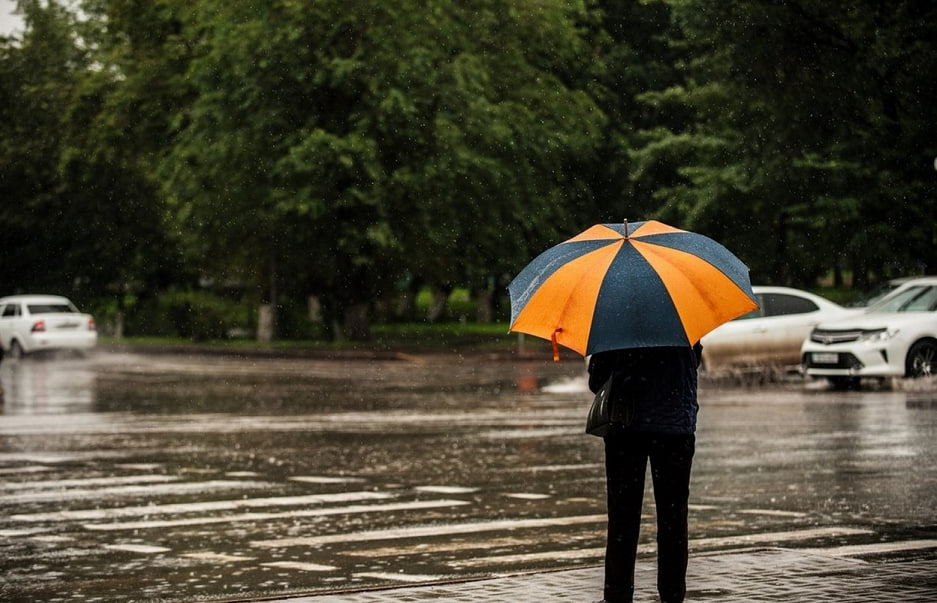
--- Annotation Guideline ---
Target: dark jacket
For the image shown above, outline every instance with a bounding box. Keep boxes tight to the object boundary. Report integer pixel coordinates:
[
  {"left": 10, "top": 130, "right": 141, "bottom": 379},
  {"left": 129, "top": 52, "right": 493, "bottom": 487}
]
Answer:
[{"left": 587, "top": 344, "right": 701, "bottom": 435}]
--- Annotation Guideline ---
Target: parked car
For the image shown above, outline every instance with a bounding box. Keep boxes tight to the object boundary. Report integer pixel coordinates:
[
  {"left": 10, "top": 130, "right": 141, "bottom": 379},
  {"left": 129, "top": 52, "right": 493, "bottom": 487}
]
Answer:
[
  {"left": 852, "top": 275, "right": 937, "bottom": 307},
  {"left": 700, "top": 286, "right": 861, "bottom": 372},
  {"left": 0, "top": 295, "right": 97, "bottom": 358},
  {"left": 801, "top": 276, "right": 937, "bottom": 387}
]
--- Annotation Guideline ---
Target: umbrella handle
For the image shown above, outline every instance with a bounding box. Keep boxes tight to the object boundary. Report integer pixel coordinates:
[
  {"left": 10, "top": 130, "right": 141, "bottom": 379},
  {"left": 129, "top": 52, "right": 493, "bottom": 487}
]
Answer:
[{"left": 551, "top": 328, "right": 561, "bottom": 362}]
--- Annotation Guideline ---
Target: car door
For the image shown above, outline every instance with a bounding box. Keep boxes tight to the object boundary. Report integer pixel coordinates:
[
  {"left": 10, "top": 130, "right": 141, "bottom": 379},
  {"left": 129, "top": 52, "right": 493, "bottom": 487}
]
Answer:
[
  {"left": 701, "top": 291, "right": 826, "bottom": 369},
  {"left": 754, "top": 292, "right": 825, "bottom": 364}
]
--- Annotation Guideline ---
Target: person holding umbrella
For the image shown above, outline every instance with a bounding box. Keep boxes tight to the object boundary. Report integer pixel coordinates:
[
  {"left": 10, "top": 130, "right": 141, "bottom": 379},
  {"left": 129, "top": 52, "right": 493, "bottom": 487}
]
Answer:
[
  {"left": 508, "top": 220, "right": 757, "bottom": 603},
  {"left": 587, "top": 343, "right": 702, "bottom": 603}
]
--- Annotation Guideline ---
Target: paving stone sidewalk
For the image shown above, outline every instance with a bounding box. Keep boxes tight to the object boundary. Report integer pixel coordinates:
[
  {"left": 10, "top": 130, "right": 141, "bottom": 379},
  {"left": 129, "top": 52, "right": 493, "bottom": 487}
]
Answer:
[{"left": 266, "top": 547, "right": 937, "bottom": 602}]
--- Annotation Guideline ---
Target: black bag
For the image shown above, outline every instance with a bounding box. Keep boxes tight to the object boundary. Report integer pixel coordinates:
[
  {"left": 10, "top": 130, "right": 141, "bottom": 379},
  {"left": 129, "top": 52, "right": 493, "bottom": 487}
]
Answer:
[{"left": 585, "top": 372, "right": 634, "bottom": 437}]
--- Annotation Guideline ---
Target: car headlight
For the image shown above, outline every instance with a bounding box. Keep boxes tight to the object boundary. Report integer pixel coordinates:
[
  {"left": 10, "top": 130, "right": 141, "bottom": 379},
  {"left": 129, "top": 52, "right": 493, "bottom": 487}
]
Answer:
[{"left": 858, "top": 328, "right": 898, "bottom": 343}]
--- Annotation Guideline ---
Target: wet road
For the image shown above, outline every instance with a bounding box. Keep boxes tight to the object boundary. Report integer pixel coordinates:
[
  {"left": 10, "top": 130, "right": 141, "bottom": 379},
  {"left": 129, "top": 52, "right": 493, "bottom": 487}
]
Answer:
[{"left": 1, "top": 351, "right": 936, "bottom": 602}]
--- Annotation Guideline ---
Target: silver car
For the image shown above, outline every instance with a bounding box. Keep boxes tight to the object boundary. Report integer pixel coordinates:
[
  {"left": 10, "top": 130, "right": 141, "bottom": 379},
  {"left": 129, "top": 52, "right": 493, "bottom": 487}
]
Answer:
[
  {"left": 700, "top": 286, "right": 861, "bottom": 372},
  {"left": 0, "top": 294, "right": 97, "bottom": 358}
]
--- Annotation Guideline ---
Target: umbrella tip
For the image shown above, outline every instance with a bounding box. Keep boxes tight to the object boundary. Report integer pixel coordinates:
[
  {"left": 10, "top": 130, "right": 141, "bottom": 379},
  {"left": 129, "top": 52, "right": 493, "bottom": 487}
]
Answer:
[{"left": 623, "top": 219, "right": 629, "bottom": 239}]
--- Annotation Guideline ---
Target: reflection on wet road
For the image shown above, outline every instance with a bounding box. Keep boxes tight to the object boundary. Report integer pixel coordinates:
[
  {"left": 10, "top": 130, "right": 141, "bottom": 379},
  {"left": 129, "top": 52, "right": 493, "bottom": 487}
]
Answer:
[{"left": 1, "top": 351, "right": 936, "bottom": 601}]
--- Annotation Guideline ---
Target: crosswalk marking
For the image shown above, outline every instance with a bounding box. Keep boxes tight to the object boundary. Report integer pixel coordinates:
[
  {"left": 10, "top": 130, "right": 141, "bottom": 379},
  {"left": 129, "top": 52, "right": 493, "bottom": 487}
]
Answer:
[
  {"left": 252, "top": 514, "right": 607, "bottom": 548},
  {"left": 262, "top": 561, "right": 338, "bottom": 572},
  {"left": 82, "top": 499, "right": 471, "bottom": 531},
  {"left": 181, "top": 552, "right": 256, "bottom": 562},
  {"left": 290, "top": 475, "right": 366, "bottom": 484},
  {"left": 414, "top": 485, "right": 478, "bottom": 494},
  {"left": 103, "top": 543, "right": 171, "bottom": 554},
  {"left": 12, "top": 491, "right": 393, "bottom": 522},
  {"left": 0, "top": 479, "right": 268, "bottom": 504},
  {"left": 451, "top": 547, "right": 603, "bottom": 568},
  {"left": 355, "top": 572, "right": 448, "bottom": 583},
  {"left": 0, "top": 474, "right": 179, "bottom": 491},
  {"left": 689, "top": 527, "right": 872, "bottom": 550},
  {"left": 342, "top": 535, "right": 543, "bottom": 557},
  {"left": 737, "top": 508, "right": 808, "bottom": 518}
]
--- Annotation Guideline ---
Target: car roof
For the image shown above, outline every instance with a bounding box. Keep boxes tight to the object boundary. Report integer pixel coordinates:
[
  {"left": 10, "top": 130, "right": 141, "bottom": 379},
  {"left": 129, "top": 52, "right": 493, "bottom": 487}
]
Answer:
[
  {"left": 751, "top": 285, "right": 813, "bottom": 293},
  {"left": 864, "top": 276, "right": 937, "bottom": 307},
  {"left": 886, "top": 275, "right": 937, "bottom": 284},
  {"left": 886, "top": 276, "right": 937, "bottom": 286},
  {"left": 0, "top": 294, "right": 74, "bottom": 304},
  {"left": 750, "top": 285, "right": 831, "bottom": 298}
]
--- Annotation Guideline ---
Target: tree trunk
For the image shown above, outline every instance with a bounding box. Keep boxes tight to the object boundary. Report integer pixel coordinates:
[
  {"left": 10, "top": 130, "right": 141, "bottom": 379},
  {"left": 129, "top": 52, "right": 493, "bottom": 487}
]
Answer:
[
  {"left": 344, "top": 303, "right": 372, "bottom": 341},
  {"left": 427, "top": 286, "right": 451, "bottom": 323},
  {"left": 257, "top": 304, "right": 275, "bottom": 342}
]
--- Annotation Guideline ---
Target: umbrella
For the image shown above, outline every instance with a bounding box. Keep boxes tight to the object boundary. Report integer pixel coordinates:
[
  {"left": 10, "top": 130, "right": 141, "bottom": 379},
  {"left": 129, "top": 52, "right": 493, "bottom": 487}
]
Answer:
[{"left": 508, "top": 220, "right": 758, "bottom": 360}]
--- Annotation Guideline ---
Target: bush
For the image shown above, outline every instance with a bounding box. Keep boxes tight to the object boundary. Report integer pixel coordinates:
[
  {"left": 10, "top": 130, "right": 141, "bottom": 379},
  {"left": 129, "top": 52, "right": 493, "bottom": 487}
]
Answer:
[{"left": 125, "top": 290, "right": 251, "bottom": 340}]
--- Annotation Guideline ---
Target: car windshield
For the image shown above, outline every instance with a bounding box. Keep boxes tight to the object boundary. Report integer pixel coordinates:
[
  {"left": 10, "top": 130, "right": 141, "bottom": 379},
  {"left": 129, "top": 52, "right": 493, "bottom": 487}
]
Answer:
[
  {"left": 27, "top": 303, "right": 76, "bottom": 314},
  {"left": 867, "top": 285, "right": 937, "bottom": 312}
]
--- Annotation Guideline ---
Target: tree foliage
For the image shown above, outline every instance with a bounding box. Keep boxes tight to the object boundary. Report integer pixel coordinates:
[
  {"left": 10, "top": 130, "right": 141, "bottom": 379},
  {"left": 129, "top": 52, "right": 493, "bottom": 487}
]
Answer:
[
  {"left": 1, "top": 0, "right": 934, "bottom": 338},
  {"left": 634, "top": 0, "right": 937, "bottom": 286}
]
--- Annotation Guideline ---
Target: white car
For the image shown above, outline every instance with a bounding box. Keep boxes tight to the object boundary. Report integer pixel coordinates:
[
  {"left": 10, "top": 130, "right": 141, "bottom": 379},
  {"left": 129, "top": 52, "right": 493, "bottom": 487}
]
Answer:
[
  {"left": 700, "top": 286, "right": 861, "bottom": 372},
  {"left": 0, "top": 295, "right": 97, "bottom": 358},
  {"left": 852, "top": 275, "right": 937, "bottom": 307},
  {"left": 801, "top": 277, "right": 937, "bottom": 387}
]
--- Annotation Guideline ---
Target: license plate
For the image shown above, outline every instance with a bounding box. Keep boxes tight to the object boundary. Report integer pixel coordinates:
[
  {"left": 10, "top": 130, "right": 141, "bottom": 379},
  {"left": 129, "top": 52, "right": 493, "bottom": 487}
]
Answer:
[{"left": 811, "top": 352, "right": 839, "bottom": 364}]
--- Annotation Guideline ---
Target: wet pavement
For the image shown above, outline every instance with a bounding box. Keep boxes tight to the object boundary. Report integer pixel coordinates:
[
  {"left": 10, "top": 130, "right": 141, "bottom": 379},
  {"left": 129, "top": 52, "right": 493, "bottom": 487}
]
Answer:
[
  {"left": 1, "top": 349, "right": 936, "bottom": 601},
  {"left": 264, "top": 545, "right": 937, "bottom": 602}
]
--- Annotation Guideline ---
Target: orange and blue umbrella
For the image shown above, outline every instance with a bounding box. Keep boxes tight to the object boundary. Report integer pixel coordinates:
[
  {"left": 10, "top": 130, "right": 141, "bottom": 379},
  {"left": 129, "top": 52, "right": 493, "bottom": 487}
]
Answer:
[{"left": 508, "top": 220, "right": 758, "bottom": 360}]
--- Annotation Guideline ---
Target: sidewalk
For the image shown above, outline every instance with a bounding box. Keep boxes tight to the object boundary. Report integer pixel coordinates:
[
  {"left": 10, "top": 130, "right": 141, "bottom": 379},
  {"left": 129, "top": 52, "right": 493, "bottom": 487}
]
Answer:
[{"left": 263, "top": 545, "right": 937, "bottom": 602}]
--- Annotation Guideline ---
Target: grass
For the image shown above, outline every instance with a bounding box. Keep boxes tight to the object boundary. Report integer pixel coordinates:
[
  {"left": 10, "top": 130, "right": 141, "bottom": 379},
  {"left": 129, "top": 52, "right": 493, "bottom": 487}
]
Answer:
[{"left": 99, "top": 321, "right": 553, "bottom": 356}]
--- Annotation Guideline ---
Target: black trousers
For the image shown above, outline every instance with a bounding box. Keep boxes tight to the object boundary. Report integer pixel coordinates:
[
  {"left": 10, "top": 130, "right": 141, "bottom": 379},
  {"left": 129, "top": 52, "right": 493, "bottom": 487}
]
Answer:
[{"left": 603, "top": 429, "right": 695, "bottom": 603}]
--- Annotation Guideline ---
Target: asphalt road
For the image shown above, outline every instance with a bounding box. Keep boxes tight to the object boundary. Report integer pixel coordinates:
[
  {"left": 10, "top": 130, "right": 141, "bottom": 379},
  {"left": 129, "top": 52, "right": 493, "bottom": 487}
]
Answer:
[{"left": 1, "top": 350, "right": 935, "bottom": 602}]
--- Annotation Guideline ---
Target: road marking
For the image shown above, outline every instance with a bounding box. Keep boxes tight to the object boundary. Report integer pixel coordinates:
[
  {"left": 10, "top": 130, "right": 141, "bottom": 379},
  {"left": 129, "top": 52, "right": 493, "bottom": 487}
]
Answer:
[
  {"left": 103, "top": 543, "right": 171, "bottom": 554},
  {"left": 0, "top": 465, "right": 52, "bottom": 475},
  {"left": 689, "top": 527, "right": 873, "bottom": 550},
  {"left": 415, "top": 485, "right": 478, "bottom": 494},
  {"left": 801, "top": 539, "right": 937, "bottom": 557},
  {"left": 503, "top": 493, "right": 551, "bottom": 500},
  {"left": 496, "top": 463, "right": 603, "bottom": 473},
  {"left": 261, "top": 561, "right": 338, "bottom": 572},
  {"left": 181, "top": 552, "right": 256, "bottom": 563},
  {"left": 0, "top": 474, "right": 179, "bottom": 491},
  {"left": 11, "top": 491, "right": 393, "bottom": 522},
  {"left": 481, "top": 427, "right": 573, "bottom": 439},
  {"left": 451, "top": 547, "right": 603, "bottom": 568},
  {"left": 737, "top": 508, "right": 808, "bottom": 518},
  {"left": 82, "top": 499, "right": 471, "bottom": 531},
  {"left": 290, "top": 476, "right": 366, "bottom": 484},
  {"left": 355, "top": 572, "right": 448, "bottom": 583},
  {"left": 0, "top": 528, "right": 48, "bottom": 537},
  {"left": 342, "top": 535, "right": 547, "bottom": 557},
  {"left": 28, "top": 534, "right": 74, "bottom": 543},
  {"left": 252, "top": 514, "right": 607, "bottom": 548},
  {"left": 0, "top": 479, "right": 269, "bottom": 504}
]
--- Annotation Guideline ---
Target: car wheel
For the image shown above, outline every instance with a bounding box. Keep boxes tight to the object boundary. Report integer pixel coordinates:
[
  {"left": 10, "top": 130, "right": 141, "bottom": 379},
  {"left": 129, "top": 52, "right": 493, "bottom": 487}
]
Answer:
[
  {"left": 905, "top": 339, "right": 937, "bottom": 378},
  {"left": 9, "top": 340, "right": 24, "bottom": 359}
]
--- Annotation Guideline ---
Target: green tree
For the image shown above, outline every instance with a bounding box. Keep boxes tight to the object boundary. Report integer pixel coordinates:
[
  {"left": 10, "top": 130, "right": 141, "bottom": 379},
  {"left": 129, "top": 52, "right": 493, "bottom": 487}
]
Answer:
[
  {"left": 633, "top": 0, "right": 937, "bottom": 287},
  {"left": 0, "top": 2, "right": 96, "bottom": 297},
  {"left": 161, "top": 0, "right": 606, "bottom": 338},
  {"left": 588, "top": 0, "right": 686, "bottom": 222},
  {"left": 58, "top": 0, "right": 192, "bottom": 309},
  {"left": 0, "top": 0, "right": 184, "bottom": 323}
]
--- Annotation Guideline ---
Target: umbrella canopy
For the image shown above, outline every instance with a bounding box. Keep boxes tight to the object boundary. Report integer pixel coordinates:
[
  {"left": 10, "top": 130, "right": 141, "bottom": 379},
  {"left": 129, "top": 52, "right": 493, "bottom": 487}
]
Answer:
[{"left": 508, "top": 220, "right": 758, "bottom": 358}]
